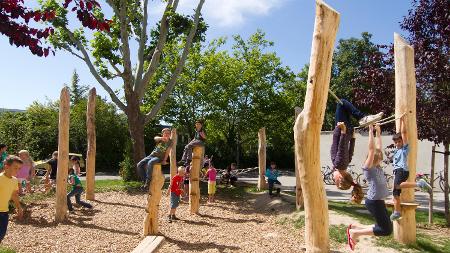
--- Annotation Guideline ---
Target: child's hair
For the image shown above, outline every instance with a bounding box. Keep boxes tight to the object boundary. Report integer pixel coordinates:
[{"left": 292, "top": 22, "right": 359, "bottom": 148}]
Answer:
[
  {"left": 161, "top": 128, "right": 171, "bottom": 134},
  {"left": 195, "top": 119, "right": 203, "bottom": 125},
  {"left": 18, "top": 150, "right": 34, "bottom": 164},
  {"left": 231, "top": 163, "right": 237, "bottom": 167},
  {"left": 337, "top": 172, "right": 354, "bottom": 190},
  {"left": 392, "top": 133, "right": 402, "bottom": 140},
  {"left": 373, "top": 149, "right": 383, "bottom": 166},
  {"left": 70, "top": 156, "right": 80, "bottom": 164},
  {"left": 270, "top": 161, "right": 276, "bottom": 165},
  {"left": 52, "top": 151, "right": 58, "bottom": 158},
  {"left": 177, "top": 166, "right": 185, "bottom": 173},
  {"left": 68, "top": 168, "right": 75, "bottom": 175},
  {"left": 4, "top": 155, "right": 23, "bottom": 166},
  {"left": 0, "top": 144, "right": 6, "bottom": 149},
  {"left": 351, "top": 184, "right": 364, "bottom": 204}
]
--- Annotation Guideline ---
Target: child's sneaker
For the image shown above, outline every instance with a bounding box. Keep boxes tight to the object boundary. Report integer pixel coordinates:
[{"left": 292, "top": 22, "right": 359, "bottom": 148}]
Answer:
[
  {"left": 359, "top": 112, "right": 384, "bottom": 127},
  {"left": 171, "top": 215, "right": 180, "bottom": 220},
  {"left": 276, "top": 188, "right": 281, "bottom": 196},
  {"left": 390, "top": 212, "right": 402, "bottom": 221},
  {"left": 417, "top": 179, "right": 432, "bottom": 193}
]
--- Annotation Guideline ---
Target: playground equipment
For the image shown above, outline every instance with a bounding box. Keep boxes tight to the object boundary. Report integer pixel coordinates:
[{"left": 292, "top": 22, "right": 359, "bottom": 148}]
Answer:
[
  {"left": 293, "top": 1, "right": 340, "bottom": 252},
  {"left": 190, "top": 146, "right": 204, "bottom": 214},
  {"left": 294, "top": 107, "right": 304, "bottom": 210},
  {"left": 169, "top": 128, "right": 177, "bottom": 179},
  {"left": 86, "top": 88, "right": 96, "bottom": 200},
  {"left": 257, "top": 127, "right": 267, "bottom": 190},
  {"left": 143, "top": 163, "right": 164, "bottom": 235}
]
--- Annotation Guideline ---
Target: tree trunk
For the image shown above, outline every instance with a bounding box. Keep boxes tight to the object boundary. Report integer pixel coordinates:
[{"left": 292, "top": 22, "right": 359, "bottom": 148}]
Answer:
[
  {"left": 126, "top": 100, "right": 146, "bottom": 175},
  {"left": 444, "top": 142, "right": 449, "bottom": 226},
  {"left": 85, "top": 88, "right": 96, "bottom": 201},
  {"left": 294, "top": 2, "right": 340, "bottom": 252},
  {"left": 170, "top": 128, "right": 178, "bottom": 179}
]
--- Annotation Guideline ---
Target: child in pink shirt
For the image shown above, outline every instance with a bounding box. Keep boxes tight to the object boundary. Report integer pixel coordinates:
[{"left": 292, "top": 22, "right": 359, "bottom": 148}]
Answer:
[
  {"left": 205, "top": 162, "right": 217, "bottom": 203},
  {"left": 17, "top": 150, "right": 35, "bottom": 195}
]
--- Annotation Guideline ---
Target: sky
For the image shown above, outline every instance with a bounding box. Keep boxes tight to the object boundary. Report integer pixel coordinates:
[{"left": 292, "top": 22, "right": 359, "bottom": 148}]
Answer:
[{"left": 0, "top": 0, "right": 412, "bottom": 110}]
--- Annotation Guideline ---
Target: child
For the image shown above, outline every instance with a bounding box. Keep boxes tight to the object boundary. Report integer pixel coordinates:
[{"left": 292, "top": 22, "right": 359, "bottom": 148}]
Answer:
[
  {"left": 67, "top": 168, "right": 93, "bottom": 212},
  {"left": 178, "top": 120, "right": 206, "bottom": 166},
  {"left": 17, "top": 150, "right": 35, "bottom": 195},
  {"left": 347, "top": 124, "right": 392, "bottom": 251},
  {"left": 390, "top": 115, "right": 431, "bottom": 221},
  {"left": 265, "top": 161, "right": 282, "bottom": 196},
  {"left": 0, "top": 156, "right": 24, "bottom": 243},
  {"left": 45, "top": 151, "right": 58, "bottom": 188},
  {"left": 137, "top": 128, "right": 173, "bottom": 189},
  {"left": 71, "top": 156, "right": 81, "bottom": 176},
  {"left": 169, "top": 166, "right": 185, "bottom": 223},
  {"left": 205, "top": 162, "right": 217, "bottom": 202},
  {"left": 0, "top": 144, "right": 8, "bottom": 173},
  {"left": 182, "top": 168, "right": 190, "bottom": 202},
  {"left": 223, "top": 163, "right": 238, "bottom": 186}
]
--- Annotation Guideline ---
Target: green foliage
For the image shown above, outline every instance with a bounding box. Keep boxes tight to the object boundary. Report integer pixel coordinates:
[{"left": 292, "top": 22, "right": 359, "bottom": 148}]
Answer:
[
  {"left": 0, "top": 246, "right": 16, "bottom": 253},
  {"left": 68, "top": 69, "right": 89, "bottom": 105}
]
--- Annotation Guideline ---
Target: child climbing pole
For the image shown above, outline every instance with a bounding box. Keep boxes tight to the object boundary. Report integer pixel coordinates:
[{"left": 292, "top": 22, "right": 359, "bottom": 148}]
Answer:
[{"left": 178, "top": 120, "right": 206, "bottom": 167}]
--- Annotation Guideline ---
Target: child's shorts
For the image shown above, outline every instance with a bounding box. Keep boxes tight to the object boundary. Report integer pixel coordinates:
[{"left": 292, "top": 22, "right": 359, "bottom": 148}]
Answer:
[
  {"left": 393, "top": 169, "right": 409, "bottom": 196},
  {"left": 184, "top": 179, "right": 189, "bottom": 185},
  {"left": 170, "top": 192, "right": 180, "bottom": 209},
  {"left": 208, "top": 181, "right": 216, "bottom": 195}
]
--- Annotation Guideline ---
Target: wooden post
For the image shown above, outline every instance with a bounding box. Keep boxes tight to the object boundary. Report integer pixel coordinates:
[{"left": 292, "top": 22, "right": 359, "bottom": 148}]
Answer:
[
  {"left": 190, "top": 146, "right": 203, "bottom": 214},
  {"left": 143, "top": 163, "right": 164, "bottom": 235},
  {"left": 169, "top": 128, "right": 177, "bottom": 179},
  {"left": 393, "top": 33, "right": 418, "bottom": 244},
  {"left": 429, "top": 145, "right": 435, "bottom": 224},
  {"left": 257, "top": 128, "right": 267, "bottom": 190},
  {"left": 294, "top": 107, "right": 304, "bottom": 210},
  {"left": 55, "top": 87, "right": 70, "bottom": 222},
  {"left": 86, "top": 88, "right": 96, "bottom": 201},
  {"left": 294, "top": 2, "right": 339, "bottom": 252},
  {"left": 444, "top": 143, "right": 450, "bottom": 226}
]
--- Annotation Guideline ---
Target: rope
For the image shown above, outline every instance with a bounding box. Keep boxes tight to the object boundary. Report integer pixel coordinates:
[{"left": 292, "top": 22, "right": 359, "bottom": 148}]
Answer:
[
  {"left": 354, "top": 112, "right": 406, "bottom": 129},
  {"left": 328, "top": 89, "right": 343, "bottom": 105}
]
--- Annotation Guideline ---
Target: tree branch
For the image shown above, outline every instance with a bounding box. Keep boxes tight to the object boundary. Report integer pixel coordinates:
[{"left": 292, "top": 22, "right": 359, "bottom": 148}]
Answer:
[
  {"left": 118, "top": 0, "right": 134, "bottom": 90},
  {"left": 144, "top": 0, "right": 205, "bottom": 124},
  {"left": 61, "top": 45, "right": 84, "bottom": 61},
  {"left": 64, "top": 28, "right": 127, "bottom": 112},
  {"left": 134, "top": 0, "right": 149, "bottom": 88},
  {"left": 109, "top": 59, "right": 122, "bottom": 76},
  {"left": 136, "top": 0, "right": 177, "bottom": 99}
]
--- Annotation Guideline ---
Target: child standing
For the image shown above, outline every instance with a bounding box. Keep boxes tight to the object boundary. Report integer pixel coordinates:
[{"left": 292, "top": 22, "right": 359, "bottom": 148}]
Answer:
[
  {"left": 0, "top": 144, "right": 8, "bottom": 173},
  {"left": 265, "top": 161, "right": 282, "bottom": 196},
  {"left": 390, "top": 115, "right": 431, "bottom": 221},
  {"left": 178, "top": 120, "right": 206, "bottom": 166},
  {"left": 71, "top": 156, "right": 81, "bottom": 176},
  {"left": 137, "top": 128, "right": 173, "bottom": 189},
  {"left": 169, "top": 166, "right": 185, "bottom": 223},
  {"left": 0, "top": 156, "right": 23, "bottom": 243},
  {"left": 67, "top": 168, "right": 93, "bottom": 212},
  {"left": 347, "top": 124, "right": 392, "bottom": 251},
  {"left": 205, "top": 162, "right": 217, "bottom": 202},
  {"left": 17, "top": 150, "right": 35, "bottom": 195}
]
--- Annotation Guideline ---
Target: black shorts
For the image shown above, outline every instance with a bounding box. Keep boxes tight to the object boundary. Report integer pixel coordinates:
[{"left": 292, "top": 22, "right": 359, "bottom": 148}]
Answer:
[
  {"left": 184, "top": 179, "right": 189, "bottom": 185},
  {"left": 393, "top": 169, "right": 409, "bottom": 196}
]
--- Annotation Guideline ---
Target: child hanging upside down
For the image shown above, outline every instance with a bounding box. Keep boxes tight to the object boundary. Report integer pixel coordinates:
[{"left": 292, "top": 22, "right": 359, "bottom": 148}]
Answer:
[{"left": 331, "top": 99, "right": 383, "bottom": 203}]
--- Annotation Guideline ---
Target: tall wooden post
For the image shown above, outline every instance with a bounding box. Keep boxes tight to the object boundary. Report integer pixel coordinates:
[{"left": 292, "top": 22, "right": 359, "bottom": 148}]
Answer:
[
  {"left": 293, "top": 1, "right": 339, "bottom": 252},
  {"left": 444, "top": 144, "right": 449, "bottom": 226},
  {"left": 190, "top": 146, "right": 203, "bottom": 214},
  {"left": 143, "top": 163, "right": 164, "bottom": 235},
  {"left": 257, "top": 128, "right": 267, "bottom": 190},
  {"left": 169, "top": 128, "right": 178, "bottom": 179},
  {"left": 429, "top": 145, "right": 435, "bottom": 224},
  {"left": 294, "top": 107, "right": 304, "bottom": 210},
  {"left": 86, "top": 88, "right": 96, "bottom": 200},
  {"left": 55, "top": 87, "right": 70, "bottom": 222},
  {"left": 393, "top": 33, "right": 418, "bottom": 244}
]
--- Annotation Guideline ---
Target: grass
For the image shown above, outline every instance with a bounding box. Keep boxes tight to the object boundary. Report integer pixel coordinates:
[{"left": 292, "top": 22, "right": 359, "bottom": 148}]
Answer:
[
  {"left": 0, "top": 246, "right": 15, "bottom": 253},
  {"left": 329, "top": 224, "right": 348, "bottom": 244}
]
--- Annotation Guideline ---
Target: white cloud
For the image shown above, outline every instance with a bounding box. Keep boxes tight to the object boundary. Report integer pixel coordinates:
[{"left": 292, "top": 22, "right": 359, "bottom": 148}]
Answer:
[{"left": 149, "top": 0, "right": 285, "bottom": 28}]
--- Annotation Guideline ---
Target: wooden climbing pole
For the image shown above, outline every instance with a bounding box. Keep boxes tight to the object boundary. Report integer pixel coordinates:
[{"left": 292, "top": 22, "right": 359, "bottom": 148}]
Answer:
[
  {"left": 257, "top": 127, "right": 267, "bottom": 190},
  {"left": 143, "top": 163, "right": 164, "bottom": 235},
  {"left": 55, "top": 87, "right": 70, "bottom": 222},
  {"left": 169, "top": 128, "right": 177, "bottom": 179},
  {"left": 393, "top": 33, "right": 419, "bottom": 244},
  {"left": 86, "top": 88, "right": 96, "bottom": 201},
  {"left": 293, "top": 1, "right": 339, "bottom": 252},
  {"left": 294, "top": 107, "right": 304, "bottom": 210},
  {"left": 190, "top": 146, "right": 203, "bottom": 214}
]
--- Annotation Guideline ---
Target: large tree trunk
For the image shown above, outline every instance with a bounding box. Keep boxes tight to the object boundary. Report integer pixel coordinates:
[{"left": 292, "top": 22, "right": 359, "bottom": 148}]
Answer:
[
  {"left": 127, "top": 99, "right": 146, "bottom": 174},
  {"left": 444, "top": 142, "right": 449, "bottom": 226}
]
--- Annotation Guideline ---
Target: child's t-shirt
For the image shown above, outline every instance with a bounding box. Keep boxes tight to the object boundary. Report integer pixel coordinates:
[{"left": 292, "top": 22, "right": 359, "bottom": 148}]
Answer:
[
  {"left": 265, "top": 168, "right": 279, "bottom": 180},
  {"left": 393, "top": 144, "right": 409, "bottom": 171},
  {"left": 363, "top": 166, "right": 389, "bottom": 200},
  {"left": 170, "top": 175, "right": 183, "bottom": 196},
  {"left": 206, "top": 168, "right": 217, "bottom": 182},
  {"left": 0, "top": 152, "right": 7, "bottom": 170},
  {"left": 16, "top": 163, "right": 32, "bottom": 179},
  {"left": 194, "top": 130, "right": 206, "bottom": 142},
  {"left": 0, "top": 173, "right": 18, "bottom": 212},
  {"left": 150, "top": 139, "right": 172, "bottom": 160},
  {"left": 68, "top": 174, "right": 82, "bottom": 190}
]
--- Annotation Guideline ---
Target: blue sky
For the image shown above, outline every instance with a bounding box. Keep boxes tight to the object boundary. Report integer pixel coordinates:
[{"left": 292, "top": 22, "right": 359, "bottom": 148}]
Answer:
[{"left": 0, "top": 0, "right": 412, "bottom": 110}]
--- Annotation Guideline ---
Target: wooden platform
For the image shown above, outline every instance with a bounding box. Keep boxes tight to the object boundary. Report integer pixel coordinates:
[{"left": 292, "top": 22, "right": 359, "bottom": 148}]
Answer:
[
  {"left": 385, "top": 201, "right": 419, "bottom": 208},
  {"left": 131, "top": 236, "right": 165, "bottom": 253}
]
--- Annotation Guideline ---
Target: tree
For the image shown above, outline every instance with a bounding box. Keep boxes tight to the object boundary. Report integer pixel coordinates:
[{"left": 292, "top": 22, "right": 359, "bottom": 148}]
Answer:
[
  {"left": 67, "top": 69, "right": 89, "bottom": 104},
  {"left": 40, "top": 0, "right": 206, "bottom": 170}
]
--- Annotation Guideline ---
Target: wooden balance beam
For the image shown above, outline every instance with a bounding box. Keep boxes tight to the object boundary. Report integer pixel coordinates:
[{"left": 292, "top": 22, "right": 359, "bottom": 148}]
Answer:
[{"left": 131, "top": 236, "right": 165, "bottom": 253}]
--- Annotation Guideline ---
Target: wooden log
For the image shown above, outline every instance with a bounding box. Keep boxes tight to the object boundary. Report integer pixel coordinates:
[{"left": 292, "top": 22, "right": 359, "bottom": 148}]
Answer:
[
  {"left": 85, "top": 88, "right": 96, "bottom": 201},
  {"left": 55, "top": 87, "right": 70, "bottom": 222},
  {"left": 190, "top": 146, "right": 203, "bottom": 214},
  {"left": 429, "top": 145, "right": 435, "bottom": 224},
  {"left": 293, "top": 1, "right": 339, "bottom": 252},
  {"left": 143, "top": 163, "right": 164, "bottom": 235},
  {"left": 393, "top": 33, "right": 418, "bottom": 244},
  {"left": 169, "top": 128, "right": 178, "bottom": 179},
  {"left": 257, "top": 127, "right": 267, "bottom": 190},
  {"left": 294, "top": 107, "right": 304, "bottom": 210},
  {"left": 131, "top": 236, "right": 165, "bottom": 253}
]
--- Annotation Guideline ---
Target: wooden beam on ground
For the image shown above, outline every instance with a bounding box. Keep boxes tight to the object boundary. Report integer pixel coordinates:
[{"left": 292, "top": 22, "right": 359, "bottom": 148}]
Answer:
[
  {"left": 190, "top": 146, "right": 203, "bottom": 214},
  {"left": 143, "top": 163, "right": 164, "bottom": 235},
  {"left": 294, "top": 107, "right": 304, "bottom": 210},
  {"left": 293, "top": 1, "right": 339, "bottom": 252},
  {"left": 257, "top": 127, "right": 267, "bottom": 191},
  {"left": 393, "top": 33, "right": 419, "bottom": 244},
  {"left": 131, "top": 236, "right": 165, "bottom": 253},
  {"left": 86, "top": 88, "right": 96, "bottom": 201},
  {"left": 169, "top": 128, "right": 177, "bottom": 179},
  {"left": 55, "top": 87, "right": 70, "bottom": 222}
]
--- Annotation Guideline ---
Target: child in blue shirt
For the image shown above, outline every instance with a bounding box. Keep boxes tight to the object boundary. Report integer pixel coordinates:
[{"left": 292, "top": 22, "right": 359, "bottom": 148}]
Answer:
[{"left": 265, "top": 161, "right": 281, "bottom": 196}]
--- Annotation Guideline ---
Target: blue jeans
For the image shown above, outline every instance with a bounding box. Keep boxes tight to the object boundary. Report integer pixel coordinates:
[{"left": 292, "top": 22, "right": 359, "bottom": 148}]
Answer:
[
  {"left": 181, "top": 139, "right": 204, "bottom": 163},
  {"left": 365, "top": 199, "right": 392, "bottom": 236},
  {"left": 335, "top": 99, "right": 366, "bottom": 129},
  {"left": 67, "top": 186, "right": 93, "bottom": 211},
  {"left": 137, "top": 156, "right": 161, "bottom": 182},
  {"left": 0, "top": 212, "right": 8, "bottom": 242},
  {"left": 268, "top": 179, "right": 281, "bottom": 195}
]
